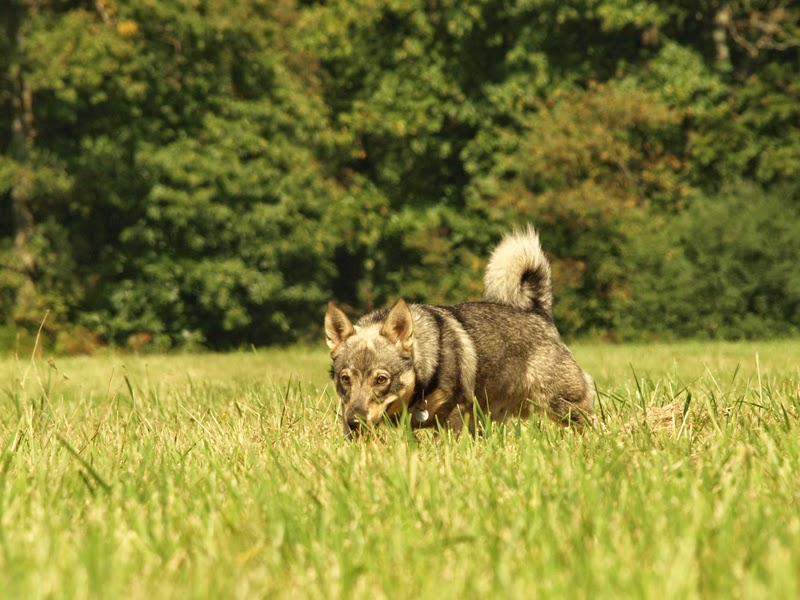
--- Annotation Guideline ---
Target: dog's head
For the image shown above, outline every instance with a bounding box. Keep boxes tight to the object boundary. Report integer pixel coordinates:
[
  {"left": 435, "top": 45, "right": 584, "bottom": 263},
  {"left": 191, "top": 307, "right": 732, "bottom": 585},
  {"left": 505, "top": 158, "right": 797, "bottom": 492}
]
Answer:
[{"left": 324, "top": 299, "right": 417, "bottom": 437}]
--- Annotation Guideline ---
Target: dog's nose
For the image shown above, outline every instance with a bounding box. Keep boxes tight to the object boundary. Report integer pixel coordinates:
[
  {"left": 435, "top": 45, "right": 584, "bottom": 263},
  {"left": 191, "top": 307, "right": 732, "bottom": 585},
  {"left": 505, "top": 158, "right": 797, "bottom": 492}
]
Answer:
[{"left": 344, "top": 408, "right": 368, "bottom": 436}]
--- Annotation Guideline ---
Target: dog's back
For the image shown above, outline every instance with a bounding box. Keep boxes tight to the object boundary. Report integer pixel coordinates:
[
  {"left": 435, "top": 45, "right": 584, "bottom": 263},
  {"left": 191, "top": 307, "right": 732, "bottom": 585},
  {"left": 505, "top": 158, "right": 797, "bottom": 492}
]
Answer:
[{"left": 443, "top": 301, "right": 594, "bottom": 426}]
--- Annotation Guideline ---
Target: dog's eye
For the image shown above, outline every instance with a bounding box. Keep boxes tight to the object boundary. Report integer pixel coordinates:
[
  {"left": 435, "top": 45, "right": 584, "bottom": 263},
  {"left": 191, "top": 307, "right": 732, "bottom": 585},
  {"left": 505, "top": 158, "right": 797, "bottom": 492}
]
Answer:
[
  {"left": 340, "top": 374, "right": 351, "bottom": 385},
  {"left": 375, "top": 374, "right": 389, "bottom": 386}
]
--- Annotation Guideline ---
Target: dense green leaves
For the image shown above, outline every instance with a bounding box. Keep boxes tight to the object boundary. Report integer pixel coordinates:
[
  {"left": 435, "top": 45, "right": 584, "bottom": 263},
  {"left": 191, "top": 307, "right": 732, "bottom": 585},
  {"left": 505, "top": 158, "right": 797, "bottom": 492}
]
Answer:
[
  {"left": 1, "top": 0, "right": 798, "bottom": 350},
  {"left": 622, "top": 185, "right": 800, "bottom": 340},
  {"left": 2, "top": 0, "right": 344, "bottom": 348}
]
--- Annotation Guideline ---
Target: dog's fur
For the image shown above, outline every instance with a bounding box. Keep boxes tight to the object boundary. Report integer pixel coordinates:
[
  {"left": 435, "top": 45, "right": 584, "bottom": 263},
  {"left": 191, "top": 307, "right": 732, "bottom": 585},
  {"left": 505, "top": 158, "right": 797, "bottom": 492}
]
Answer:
[{"left": 324, "top": 226, "right": 594, "bottom": 436}]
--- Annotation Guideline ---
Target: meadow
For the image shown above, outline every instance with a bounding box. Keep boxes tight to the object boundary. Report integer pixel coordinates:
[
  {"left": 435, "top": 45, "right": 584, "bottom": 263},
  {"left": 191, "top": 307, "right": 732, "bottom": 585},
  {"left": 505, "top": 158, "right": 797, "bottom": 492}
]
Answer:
[{"left": 1, "top": 340, "right": 798, "bottom": 599}]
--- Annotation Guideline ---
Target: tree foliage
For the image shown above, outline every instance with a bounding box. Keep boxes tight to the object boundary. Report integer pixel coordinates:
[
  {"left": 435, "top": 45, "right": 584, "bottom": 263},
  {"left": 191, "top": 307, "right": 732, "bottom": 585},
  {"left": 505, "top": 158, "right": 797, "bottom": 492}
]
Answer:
[{"left": 1, "top": 0, "right": 798, "bottom": 350}]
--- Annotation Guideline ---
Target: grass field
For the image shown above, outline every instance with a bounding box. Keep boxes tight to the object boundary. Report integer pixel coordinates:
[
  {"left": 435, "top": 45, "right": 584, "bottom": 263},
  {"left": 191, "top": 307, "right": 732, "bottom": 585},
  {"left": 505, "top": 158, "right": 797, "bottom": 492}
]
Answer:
[{"left": 1, "top": 340, "right": 799, "bottom": 599}]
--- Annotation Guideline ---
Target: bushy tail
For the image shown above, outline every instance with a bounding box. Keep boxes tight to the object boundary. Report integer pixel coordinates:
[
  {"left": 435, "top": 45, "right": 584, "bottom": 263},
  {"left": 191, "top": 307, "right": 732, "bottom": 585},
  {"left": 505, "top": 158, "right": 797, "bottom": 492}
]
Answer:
[{"left": 483, "top": 226, "right": 553, "bottom": 317}]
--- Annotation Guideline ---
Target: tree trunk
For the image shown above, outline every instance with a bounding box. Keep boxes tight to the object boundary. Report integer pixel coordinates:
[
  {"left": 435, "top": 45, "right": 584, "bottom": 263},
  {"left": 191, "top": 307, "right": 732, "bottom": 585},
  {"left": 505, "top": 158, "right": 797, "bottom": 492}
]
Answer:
[
  {"left": 4, "top": 1, "right": 38, "bottom": 315},
  {"left": 10, "top": 72, "right": 35, "bottom": 276}
]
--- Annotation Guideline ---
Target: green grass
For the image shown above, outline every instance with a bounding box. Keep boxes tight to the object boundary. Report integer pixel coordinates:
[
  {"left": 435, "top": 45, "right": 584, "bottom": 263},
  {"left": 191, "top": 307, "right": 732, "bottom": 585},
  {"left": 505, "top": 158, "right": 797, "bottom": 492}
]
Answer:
[{"left": 1, "top": 340, "right": 799, "bottom": 599}]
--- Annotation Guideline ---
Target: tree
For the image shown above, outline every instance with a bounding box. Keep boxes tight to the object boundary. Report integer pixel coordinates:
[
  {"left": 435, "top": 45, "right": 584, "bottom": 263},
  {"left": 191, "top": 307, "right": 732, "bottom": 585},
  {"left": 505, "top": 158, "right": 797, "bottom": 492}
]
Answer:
[
  {"left": 1, "top": 0, "right": 798, "bottom": 349},
  {"left": 1, "top": 0, "right": 347, "bottom": 349},
  {"left": 1, "top": 1, "right": 36, "bottom": 325}
]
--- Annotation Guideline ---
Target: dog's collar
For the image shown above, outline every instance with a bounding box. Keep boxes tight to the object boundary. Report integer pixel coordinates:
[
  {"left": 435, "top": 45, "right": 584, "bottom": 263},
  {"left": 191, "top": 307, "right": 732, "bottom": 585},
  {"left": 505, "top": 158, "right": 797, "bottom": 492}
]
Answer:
[{"left": 409, "top": 384, "right": 432, "bottom": 424}]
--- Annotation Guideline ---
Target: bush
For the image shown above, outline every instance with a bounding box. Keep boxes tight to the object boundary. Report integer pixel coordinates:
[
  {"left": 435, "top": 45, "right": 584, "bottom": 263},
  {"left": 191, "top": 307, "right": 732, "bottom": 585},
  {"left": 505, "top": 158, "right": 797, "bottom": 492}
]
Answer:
[{"left": 619, "top": 184, "right": 800, "bottom": 339}]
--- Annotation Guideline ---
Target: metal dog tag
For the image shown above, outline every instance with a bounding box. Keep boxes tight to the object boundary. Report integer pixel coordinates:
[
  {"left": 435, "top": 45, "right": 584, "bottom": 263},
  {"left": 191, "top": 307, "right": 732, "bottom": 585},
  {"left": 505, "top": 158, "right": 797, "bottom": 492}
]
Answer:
[{"left": 414, "top": 409, "right": 429, "bottom": 423}]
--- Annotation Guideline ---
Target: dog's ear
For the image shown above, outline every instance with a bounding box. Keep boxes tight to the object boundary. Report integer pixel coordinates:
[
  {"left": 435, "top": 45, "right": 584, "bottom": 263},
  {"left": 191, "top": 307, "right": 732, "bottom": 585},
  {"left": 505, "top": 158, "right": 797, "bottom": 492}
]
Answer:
[
  {"left": 381, "top": 299, "right": 414, "bottom": 354},
  {"left": 325, "top": 302, "right": 356, "bottom": 353}
]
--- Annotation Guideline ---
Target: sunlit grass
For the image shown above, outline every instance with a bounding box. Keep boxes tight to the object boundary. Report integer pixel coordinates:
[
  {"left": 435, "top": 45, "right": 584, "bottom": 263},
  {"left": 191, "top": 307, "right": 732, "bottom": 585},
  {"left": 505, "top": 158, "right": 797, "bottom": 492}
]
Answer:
[{"left": 1, "top": 340, "right": 799, "bottom": 599}]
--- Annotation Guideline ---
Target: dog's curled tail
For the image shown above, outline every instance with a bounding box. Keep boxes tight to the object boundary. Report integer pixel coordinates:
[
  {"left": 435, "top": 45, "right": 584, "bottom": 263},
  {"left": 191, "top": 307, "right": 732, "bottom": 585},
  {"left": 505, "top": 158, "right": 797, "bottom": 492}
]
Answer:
[{"left": 483, "top": 225, "right": 553, "bottom": 317}]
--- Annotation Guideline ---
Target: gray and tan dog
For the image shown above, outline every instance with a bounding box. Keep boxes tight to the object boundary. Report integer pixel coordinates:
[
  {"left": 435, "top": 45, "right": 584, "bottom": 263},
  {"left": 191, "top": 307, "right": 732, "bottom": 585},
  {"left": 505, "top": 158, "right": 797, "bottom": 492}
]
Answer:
[{"left": 324, "top": 226, "right": 595, "bottom": 436}]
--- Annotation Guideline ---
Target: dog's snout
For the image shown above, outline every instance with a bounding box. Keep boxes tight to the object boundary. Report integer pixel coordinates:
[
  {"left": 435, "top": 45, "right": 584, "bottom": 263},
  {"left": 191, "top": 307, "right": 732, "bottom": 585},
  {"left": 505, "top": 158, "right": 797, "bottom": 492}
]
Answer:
[{"left": 343, "top": 408, "right": 368, "bottom": 436}]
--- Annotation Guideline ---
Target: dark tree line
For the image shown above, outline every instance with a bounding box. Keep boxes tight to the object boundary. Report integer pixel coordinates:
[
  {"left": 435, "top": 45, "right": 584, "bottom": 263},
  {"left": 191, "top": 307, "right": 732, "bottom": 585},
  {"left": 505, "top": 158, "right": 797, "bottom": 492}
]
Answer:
[{"left": 1, "top": 0, "right": 799, "bottom": 352}]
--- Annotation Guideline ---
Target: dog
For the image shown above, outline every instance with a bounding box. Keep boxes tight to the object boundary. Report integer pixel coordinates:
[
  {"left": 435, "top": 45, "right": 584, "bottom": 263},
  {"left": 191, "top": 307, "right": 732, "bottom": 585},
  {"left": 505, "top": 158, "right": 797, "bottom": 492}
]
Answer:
[{"left": 324, "top": 226, "right": 595, "bottom": 436}]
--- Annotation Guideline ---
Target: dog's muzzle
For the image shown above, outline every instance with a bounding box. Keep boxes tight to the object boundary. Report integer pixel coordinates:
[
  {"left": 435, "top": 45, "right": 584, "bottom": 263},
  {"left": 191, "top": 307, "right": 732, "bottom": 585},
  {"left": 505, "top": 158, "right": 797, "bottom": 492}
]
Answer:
[{"left": 343, "top": 406, "right": 369, "bottom": 437}]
